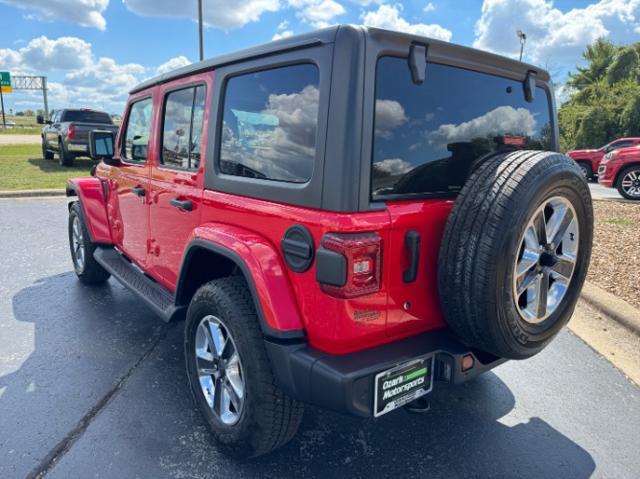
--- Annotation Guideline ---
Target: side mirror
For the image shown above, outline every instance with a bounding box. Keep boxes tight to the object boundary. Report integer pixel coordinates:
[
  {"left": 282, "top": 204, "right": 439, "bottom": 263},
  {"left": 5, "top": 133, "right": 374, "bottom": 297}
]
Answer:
[
  {"left": 89, "top": 129, "right": 119, "bottom": 166},
  {"left": 36, "top": 114, "right": 44, "bottom": 125}
]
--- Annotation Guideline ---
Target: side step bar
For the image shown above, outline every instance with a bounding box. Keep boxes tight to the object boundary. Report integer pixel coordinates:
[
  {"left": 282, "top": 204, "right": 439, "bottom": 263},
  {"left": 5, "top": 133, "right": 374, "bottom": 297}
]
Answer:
[{"left": 94, "top": 247, "right": 184, "bottom": 322}]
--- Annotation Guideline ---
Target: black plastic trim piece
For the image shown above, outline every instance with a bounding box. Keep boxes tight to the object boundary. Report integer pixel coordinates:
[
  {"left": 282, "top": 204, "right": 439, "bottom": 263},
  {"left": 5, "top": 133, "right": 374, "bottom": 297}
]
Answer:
[
  {"left": 409, "top": 43, "right": 428, "bottom": 84},
  {"left": 281, "top": 225, "right": 315, "bottom": 273},
  {"left": 265, "top": 328, "right": 506, "bottom": 417},
  {"left": 403, "top": 230, "right": 421, "bottom": 283},
  {"left": 315, "top": 247, "right": 347, "bottom": 287},
  {"left": 524, "top": 70, "right": 537, "bottom": 103},
  {"left": 176, "top": 239, "right": 306, "bottom": 340}
]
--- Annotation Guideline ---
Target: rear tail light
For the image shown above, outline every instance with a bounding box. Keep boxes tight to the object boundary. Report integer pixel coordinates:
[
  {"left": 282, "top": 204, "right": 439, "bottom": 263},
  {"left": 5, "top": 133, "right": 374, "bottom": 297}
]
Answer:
[
  {"left": 316, "top": 233, "right": 382, "bottom": 298},
  {"left": 68, "top": 124, "right": 75, "bottom": 140}
]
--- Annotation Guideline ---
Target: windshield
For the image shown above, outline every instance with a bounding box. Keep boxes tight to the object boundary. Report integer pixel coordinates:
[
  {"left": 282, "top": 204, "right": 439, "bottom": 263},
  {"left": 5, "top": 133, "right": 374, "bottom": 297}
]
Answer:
[
  {"left": 61, "top": 110, "right": 113, "bottom": 124},
  {"left": 371, "top": 57, "right": 554, "bottom": 199}
]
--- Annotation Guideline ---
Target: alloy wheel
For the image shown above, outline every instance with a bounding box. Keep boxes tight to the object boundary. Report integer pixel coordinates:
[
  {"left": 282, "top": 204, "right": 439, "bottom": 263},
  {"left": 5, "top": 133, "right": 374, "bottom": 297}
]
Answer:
[
  {"left": 71, "top": 215, "right": 85, "bottom": 271},
  {"left": 513, "top": 196, "right": 579, "bottom": 324},
  {"left": 194, "top": 315, "right": 245, "bottom": 425},
  {"left": 620, "top": 169, "right": 640, "bottom": 198}
]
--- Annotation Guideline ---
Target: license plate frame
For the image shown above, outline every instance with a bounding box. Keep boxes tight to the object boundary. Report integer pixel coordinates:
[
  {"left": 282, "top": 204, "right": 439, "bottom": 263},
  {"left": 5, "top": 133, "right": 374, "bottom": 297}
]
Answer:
[{"left": 373, "top": 355, "right": 434, "bottom": 418}]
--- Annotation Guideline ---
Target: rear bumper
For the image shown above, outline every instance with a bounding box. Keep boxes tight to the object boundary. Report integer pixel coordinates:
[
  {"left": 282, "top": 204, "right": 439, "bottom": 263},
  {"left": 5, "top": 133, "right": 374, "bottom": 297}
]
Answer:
[{"left": 265, "top": 328, "right": 506, "bottom": 417}]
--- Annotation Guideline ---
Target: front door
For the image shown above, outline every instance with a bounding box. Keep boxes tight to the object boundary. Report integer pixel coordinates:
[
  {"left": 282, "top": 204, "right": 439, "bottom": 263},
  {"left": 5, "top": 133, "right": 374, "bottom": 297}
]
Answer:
[
  {"left": 107, "top": 96, "right": 154, "bottom": 267},
  {"left": 148, "top": 83, "right": 207, "bottom": 290}
]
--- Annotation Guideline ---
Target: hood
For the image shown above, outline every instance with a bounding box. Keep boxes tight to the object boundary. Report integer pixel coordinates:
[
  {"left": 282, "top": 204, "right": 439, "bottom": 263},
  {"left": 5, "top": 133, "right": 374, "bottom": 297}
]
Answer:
[{"left": 567, "top": 149, "right": 597, "bottom": 157}]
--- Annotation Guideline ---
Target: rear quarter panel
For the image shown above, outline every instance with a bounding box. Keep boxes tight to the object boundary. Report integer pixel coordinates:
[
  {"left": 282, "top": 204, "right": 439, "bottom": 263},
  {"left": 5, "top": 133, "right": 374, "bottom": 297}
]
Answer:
[{"left": 66, "top": 177, "right": 112, "bottom": 244}]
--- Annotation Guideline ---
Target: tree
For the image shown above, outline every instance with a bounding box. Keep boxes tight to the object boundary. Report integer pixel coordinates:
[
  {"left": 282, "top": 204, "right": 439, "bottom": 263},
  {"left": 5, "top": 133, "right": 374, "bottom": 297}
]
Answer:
[
  {"left": 606, "top": 46, "right": 639, "bottom": 85},
  {"left": 567, "top": 38, "right": 617, "bottom": 90},
  {"left": 574, "top": 108, "right": 612, "bottom": 148},
  {"left": 620, "top": 95, "right": 640, "bottom": 137}
]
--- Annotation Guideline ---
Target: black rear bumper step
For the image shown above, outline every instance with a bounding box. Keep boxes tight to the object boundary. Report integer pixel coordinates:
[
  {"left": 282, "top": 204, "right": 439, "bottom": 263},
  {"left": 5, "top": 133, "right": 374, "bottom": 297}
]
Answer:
[
  {"left": 265, "top": 329, "right": 506, "bottom": 417},
  {"left": 94, "top": 247, "right": 183, "bottom": 322}
]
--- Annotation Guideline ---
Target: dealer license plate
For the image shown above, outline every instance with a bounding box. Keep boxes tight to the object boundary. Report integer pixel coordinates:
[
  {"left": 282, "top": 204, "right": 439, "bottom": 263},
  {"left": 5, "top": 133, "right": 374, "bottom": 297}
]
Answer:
[{"left": 373, "top": 356, "right": 434, "bottom": 417}]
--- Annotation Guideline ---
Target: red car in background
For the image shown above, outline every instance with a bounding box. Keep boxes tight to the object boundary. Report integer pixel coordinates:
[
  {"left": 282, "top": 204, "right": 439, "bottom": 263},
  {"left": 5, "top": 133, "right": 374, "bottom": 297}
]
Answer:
[
  {"left": 598, "top": 145, "right": 640, "bottom": 200},
  {"left": 567, "top": 138, "right": 640, "bottom": 180}
]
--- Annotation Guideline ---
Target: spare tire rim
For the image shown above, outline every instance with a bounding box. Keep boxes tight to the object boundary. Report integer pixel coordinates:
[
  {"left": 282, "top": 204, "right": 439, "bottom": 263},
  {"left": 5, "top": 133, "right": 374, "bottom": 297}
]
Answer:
[
  {"left": 194, "top": 315, "right": 244, "bottom": 425},
  {"left": 621, "top": 170, "right": 640, "bottom": 198},
  {"left": 513, "top": 196, "right": 579, "bottom": 324}
]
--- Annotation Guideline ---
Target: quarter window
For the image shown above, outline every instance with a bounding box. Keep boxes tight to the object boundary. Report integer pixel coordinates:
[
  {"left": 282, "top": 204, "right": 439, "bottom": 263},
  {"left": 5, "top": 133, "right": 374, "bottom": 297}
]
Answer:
[
  {"left": 161, "top": 85, "right": 206, "bottom": 170},
  {"left": 219, "top": 63, "right": 320, "bottom": 183},
  {"left": 371, "top": 57, "right": 554, "bottom": 199},
  {"left": 123, "top": 98, "right": 153, "bottom": 163}
]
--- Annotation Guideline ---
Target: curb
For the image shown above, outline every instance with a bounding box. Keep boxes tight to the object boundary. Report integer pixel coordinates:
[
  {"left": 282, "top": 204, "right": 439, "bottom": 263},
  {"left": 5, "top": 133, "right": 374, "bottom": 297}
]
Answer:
[
  {"left": 580, "top": 281, "right": 640, "bottom": 336},
  {"left": 0, "top": 189, "right": 66, "bottom": 198}
]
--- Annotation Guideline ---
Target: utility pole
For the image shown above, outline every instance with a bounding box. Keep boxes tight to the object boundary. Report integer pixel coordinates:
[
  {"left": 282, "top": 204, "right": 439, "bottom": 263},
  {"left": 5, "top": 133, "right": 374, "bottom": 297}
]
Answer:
[
  {"left": 0, "top": 86, "right": 5, "bottom": 129},
  {"left": 517, "top": 30, "right": 527, "bottom": 62},
  {"left": 198, "top": 0, "right": 204, "bottom": 61}
]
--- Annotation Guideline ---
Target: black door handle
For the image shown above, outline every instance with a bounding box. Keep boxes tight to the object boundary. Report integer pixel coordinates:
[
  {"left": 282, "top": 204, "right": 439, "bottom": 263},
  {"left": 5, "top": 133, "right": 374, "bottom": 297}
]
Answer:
[
  {"left": 132, "top": 186, "right": 146, "bottom": 197},
  {"left": 403, "top": 230, "right": 421, "bottom": 283},
  {"left": 170, "top": 198, "right": 193, "bottom": 211}
]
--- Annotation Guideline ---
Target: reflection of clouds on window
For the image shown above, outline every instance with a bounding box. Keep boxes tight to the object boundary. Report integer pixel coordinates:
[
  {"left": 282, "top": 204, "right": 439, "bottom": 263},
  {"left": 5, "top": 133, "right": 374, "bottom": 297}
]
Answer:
[
  {"left": 374, "top": 99, "right": 408, "bottom": 139},
  {"left": 220, "top": 66, "right": 320, "bottom": 183},
  {"left": 426, "top": 106, "right": 537, "bottom": 147},
  {"left": 372, "top": 158, "right": 412, "bottom": 176}
]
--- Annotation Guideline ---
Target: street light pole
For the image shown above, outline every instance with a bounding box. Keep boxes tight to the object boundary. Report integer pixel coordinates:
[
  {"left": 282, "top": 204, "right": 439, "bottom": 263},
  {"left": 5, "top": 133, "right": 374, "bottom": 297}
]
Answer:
[
  {"left": 198, "top": 0, "right": 204, "bottom": 61},
  {"left": 517, "top": 30, "right": 527, "bottom": 62}
]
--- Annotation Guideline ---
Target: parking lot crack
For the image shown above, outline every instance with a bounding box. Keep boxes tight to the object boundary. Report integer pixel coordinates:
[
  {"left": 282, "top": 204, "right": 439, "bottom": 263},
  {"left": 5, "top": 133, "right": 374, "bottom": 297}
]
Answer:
[{"left": 26, "top": 323, "right": 175, "bottom": 479}]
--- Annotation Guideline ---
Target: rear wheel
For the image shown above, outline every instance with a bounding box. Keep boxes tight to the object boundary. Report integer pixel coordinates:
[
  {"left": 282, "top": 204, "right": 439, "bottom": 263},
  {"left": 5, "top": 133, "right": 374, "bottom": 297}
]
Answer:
[
  {"left": 438, "top": 151, "right": 593, "bottom": 359},
  {"left": 58, "top": 140, "right": 74, "bottom": 167},
  {"left": 68, "top": 202, "right": 110, "bottom": 284},
  {"left": 184, "top": 277, "right": 303, "bottom": 458},
  {"left": 616, "top": 165, "right": 640, "bottom": 200},
  {"left": 42, "top": 140, "right": 53, "bottom": 160}
]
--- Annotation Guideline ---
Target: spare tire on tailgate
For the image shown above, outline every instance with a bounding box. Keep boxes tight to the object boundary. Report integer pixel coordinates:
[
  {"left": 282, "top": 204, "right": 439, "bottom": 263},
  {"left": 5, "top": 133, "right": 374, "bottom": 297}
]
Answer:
[{"left": 438, "top": 150, "right": 593, "bottom": 359}]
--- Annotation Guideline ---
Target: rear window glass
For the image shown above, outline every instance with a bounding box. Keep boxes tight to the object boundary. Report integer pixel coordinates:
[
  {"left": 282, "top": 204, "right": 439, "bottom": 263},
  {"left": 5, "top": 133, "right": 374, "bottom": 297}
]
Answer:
[
  {"left": 372, "top": 56, "right": 553, "bottom": 199},
  {"left": 61, "top": 110, "right": 112, "bottom": 124},
  {"left": 219, "top": 63, "right": 319, "bottom": 183}
]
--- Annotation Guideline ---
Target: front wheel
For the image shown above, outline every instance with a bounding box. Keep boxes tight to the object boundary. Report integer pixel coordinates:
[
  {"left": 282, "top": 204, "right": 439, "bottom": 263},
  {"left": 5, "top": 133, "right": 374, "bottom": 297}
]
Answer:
[
  {"left": 68, "top": 202, "right": 110, "bottom": 284},
  {"left": 184, "top": 277, "right": 303, "bottom": 458},
  {"left": 42, "top": 140, "right": 53, "bottom": 160},
  {"left": 577, "top": 161, "right": 593, "bottom": 181},
  {"left": 616, "top": 165, "right": 640, "bottom": 200}
]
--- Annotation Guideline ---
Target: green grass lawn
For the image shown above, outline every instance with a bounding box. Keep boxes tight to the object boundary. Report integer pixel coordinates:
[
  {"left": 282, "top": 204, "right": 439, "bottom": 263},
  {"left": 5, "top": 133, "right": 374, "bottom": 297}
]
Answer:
[
  {"left": 0, "top": 127, "right": 41, "bottom": 135},
  {"left": 0, "top": 144, "right": 94, "bottom": 190}
]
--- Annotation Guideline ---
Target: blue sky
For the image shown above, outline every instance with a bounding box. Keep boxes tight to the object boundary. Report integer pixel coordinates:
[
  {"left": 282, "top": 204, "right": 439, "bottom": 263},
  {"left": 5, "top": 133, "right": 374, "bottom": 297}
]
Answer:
[{"left": 0, "top": 0, "right": 639, "bottom": 114}]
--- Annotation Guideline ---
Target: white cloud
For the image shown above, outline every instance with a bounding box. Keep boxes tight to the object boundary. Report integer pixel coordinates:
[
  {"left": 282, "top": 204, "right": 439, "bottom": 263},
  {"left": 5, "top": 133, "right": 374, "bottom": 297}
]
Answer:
[
  {"left": 373, "top": 158, "right": 412, "bottom": 175},
  {"left": 0, "top": 36, "right": 93, "bottom": 72},
  {"left": 123, "top": 0, "right": 280, "bottom": 30},
  {"left": 0, "top": 0, "right": 109, "bottom": 29},
  {"left": 375, "top": 99, "right": 408, "bottom": 139},
  {"left": 426, "top": 106, "right": 537, "bottom": 146},
  {"left": 273, "top": 20, "right": 294, "bottom": 39},
  {"left": 288, "top": 0, "right": 346, "bottom": 28},
  {"left": 424, "top": 2, "right": 436, "bottom": 13},
  {"left": 474, "top": 0, "right": 640, "bottom": 64},
  {"left": 360, "top": 4, "right": 452, "bottom": 41},
  {"left": 156, "top": 56, "right": 192, "bottom": 75}
]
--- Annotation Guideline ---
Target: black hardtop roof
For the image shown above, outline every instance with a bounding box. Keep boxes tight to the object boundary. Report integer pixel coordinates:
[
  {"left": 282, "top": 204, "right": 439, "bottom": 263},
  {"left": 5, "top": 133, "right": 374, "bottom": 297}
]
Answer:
[{"left": 130, "top": 25, "right": 549, "bottom": 94}]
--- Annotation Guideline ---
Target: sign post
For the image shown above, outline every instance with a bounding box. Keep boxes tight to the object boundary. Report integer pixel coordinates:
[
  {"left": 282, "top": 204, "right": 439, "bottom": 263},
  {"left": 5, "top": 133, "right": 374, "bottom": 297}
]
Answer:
[{"left": 0, "top": 72, "right": 11, "bottom": 129}]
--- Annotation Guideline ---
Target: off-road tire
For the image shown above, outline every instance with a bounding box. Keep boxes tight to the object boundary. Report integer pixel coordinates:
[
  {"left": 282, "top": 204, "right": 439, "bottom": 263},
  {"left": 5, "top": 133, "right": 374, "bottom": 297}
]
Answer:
[
  {"left": 616, "top": 165, "right": 640, "bottom": 201},
  {"left": 68, "top": 201, "right": 111, "bottom": 284},
  {"left": 58, "top": 139, "right": 74, "bottom": 167},
  {"left": 184, "top": 277, "right": 303, "bottom": 458},
  {"left": 438, "top": 150, "right": 593, "bottom": 359},
  {"left": 42, "top": 140, "right": 54, "bottom": 160}
]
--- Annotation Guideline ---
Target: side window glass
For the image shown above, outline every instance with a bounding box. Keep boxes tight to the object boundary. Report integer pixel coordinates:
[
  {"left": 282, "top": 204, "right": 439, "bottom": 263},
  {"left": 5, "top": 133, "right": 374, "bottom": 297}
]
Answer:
[
  {"left": 161, "top": 85, "right": 206, "bottom": 170},
  {"left": 612, "top": 141, "right": 631, "bottom": 150},
  {"left": 219, "top": 63, "right": 319, "bottom": 183},
  {"left": 123, "top": 98, "right": 153, "bottom": 163}
]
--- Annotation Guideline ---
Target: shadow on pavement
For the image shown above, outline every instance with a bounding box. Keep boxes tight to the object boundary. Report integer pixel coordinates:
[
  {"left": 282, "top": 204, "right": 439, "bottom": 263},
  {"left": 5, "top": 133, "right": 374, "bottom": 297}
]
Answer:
[
  {"left": 1, "top": 272, "right": 165, "bottom": 478},
  {"left": 3, "top": 273, "right": 596, "bottom": 479}
]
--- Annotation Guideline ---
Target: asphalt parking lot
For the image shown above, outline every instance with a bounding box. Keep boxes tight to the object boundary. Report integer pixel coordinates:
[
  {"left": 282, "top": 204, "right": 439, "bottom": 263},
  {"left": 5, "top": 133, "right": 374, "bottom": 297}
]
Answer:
[{"left": 1, "top": 197, "right": 639, "bottom": 479}]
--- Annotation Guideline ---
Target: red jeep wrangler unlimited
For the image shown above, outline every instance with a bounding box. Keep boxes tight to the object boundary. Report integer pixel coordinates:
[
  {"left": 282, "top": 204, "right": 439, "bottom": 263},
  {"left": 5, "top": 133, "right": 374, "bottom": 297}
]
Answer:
[{"left": 66, "top": 26, "right": 593, "bottom": 458}]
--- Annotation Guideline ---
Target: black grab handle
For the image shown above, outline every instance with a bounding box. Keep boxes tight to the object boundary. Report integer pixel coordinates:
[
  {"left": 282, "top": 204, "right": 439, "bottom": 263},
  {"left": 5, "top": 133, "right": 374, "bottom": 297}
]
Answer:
[{"left": 403, "top": 230, "right": 421, "bottom": 283}]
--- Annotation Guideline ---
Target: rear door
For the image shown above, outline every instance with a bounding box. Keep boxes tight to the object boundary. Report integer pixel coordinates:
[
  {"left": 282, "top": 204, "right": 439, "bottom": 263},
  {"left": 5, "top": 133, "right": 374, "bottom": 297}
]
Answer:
[
  {"left": 106, "top": 95, "right": 155, "bottom": 267},
  {"left": 147, "top": 78, "right": 209, "bottom": 289},
  {"left": 370, "top": 56, "right": 555, "bottom": 337}
]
